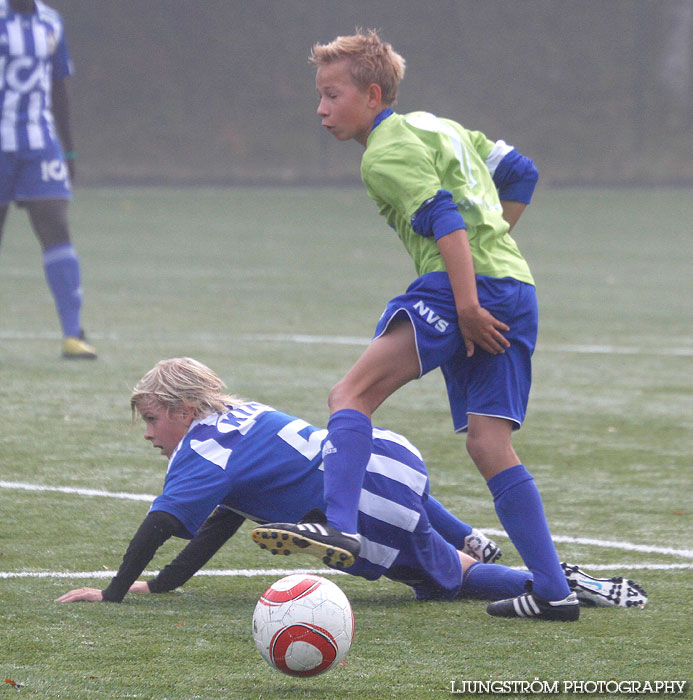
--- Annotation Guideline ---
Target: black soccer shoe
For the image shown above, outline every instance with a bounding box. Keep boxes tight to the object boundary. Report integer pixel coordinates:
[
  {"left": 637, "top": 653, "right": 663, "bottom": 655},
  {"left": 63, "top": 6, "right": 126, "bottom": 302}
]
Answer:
[
  {"left": 487, "top": 590, "right": 580, "bottom": 621},
  {"left": 251, "top": 509, "right": 361, "bottom": 569},
  {"left": 561, "top": 562, "right": 648, "bottom": 608}
]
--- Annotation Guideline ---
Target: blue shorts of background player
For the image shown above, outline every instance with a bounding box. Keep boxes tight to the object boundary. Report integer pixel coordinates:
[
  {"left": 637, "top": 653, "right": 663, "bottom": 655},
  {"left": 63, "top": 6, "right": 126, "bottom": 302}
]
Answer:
[
  {"left": 374, "top": 271, "right": 537, "bottom": 432},
  {"left": 0, "top": 143, "right": 72, "bottom": 203}
]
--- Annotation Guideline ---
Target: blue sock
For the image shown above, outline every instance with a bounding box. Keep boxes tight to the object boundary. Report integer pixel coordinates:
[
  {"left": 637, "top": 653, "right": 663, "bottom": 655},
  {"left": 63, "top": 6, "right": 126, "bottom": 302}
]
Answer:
[
  {"left": 460, "top": 561, "right": 532, "bottom": 601},
  {"left": 323, "top": 409, "right": 372, "bottom": 534},
  {"left": 43, "top": 243, "right": 82, "bottom": 338},
  {"left": 424, "top": 495, "right": 473, "bottom": 548},
  {"left": 487, "top": 464, "right": 571, "bottom": 601}
]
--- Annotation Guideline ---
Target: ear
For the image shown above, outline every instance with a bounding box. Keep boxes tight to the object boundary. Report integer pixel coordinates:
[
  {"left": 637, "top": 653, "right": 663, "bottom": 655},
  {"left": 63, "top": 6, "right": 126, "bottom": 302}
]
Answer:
[
  {"left": 179, "top": 403, "right": 196, "bottom": 425},
  {"left": 367, "top": 82, "right": 383, "bottom": 109}
]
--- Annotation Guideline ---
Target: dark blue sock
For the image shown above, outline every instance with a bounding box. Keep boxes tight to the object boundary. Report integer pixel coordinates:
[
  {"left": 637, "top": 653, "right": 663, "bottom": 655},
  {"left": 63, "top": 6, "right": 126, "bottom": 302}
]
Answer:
[
  {"left": 323, "top": 409, "right": 372, "bottom": 534},
  {"left": 487, "top": 464, "right": 571, "bottom": 600},
  {"left": 43, "top": 243, "right": 81, "bottom": 338},
  {"left": 424, "top": 495, "right": 472, "bottom": 548},
  {"left": 460, "top": 561, "right": 532, "bottom": 601}
]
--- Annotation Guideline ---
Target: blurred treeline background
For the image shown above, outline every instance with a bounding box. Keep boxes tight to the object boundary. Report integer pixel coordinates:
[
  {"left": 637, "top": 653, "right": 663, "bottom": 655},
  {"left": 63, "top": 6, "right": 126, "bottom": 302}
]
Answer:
[{"left": 58, "top": 0, "right": 692, "bottom": 186}]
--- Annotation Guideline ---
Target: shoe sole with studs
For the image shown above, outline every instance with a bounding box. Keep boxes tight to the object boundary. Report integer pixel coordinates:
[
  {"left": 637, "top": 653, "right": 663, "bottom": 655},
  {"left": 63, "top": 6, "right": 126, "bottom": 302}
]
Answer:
[{"left": 251, "top": 527, "right": 356, "bottom": 568}]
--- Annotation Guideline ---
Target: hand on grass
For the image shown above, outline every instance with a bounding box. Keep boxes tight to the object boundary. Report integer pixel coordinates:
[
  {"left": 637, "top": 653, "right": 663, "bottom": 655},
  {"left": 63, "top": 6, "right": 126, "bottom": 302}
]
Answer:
[{"left": 55, "top": 587, "right": 104, "bottom": 603}]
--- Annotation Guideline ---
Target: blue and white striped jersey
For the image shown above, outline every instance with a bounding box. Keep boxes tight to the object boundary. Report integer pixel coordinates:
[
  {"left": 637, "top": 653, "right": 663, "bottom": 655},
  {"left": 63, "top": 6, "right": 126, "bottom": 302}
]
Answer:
[
  {"left": 0, "top": 0, "right": 72, "bottom": 152},
  {"left": 149, "top": 403, "right": 328, "bottom": 535},
  {"left": 148, "top": 402, "right": 461, "bottom": 595}
]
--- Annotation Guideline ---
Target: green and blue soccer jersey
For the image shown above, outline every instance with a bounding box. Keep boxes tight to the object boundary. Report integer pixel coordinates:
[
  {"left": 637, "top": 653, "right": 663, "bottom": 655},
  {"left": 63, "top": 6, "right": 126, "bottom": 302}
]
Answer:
[{"left": 361, "top": 111, "right": 534, "bottom": 285}]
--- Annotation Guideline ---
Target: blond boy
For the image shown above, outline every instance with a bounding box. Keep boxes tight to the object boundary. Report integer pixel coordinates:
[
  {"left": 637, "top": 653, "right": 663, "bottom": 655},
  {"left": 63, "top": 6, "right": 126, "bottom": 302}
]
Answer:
[{"left": 255, "top": 30, "right": 578, "bottom": 621}]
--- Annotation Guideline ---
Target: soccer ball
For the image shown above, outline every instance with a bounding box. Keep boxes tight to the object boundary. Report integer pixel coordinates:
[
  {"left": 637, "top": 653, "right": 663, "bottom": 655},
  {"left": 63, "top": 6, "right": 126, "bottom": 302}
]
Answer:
[{"left": 252, "top": 574, "right": 354, "bottom": 677}]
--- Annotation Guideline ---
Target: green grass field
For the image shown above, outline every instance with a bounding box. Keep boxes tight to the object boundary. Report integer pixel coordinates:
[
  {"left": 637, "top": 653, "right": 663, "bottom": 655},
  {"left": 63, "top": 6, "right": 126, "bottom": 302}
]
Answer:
[{"left": 1, "top": 187, "right": 691, "bottom": 700}]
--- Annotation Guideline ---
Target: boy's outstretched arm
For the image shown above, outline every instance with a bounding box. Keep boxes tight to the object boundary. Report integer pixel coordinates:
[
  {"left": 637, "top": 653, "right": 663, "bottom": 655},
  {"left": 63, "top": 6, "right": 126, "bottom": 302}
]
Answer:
[
  {"left": 56, "top": 511, "right": 183, "bottom": 603},
  {"left": 131, "top": 507, "right": 245, "bottom": 594}
]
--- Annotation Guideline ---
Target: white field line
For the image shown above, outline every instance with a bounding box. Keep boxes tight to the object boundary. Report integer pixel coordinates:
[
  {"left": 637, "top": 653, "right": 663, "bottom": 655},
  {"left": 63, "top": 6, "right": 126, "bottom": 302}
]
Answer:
[
  {"left": 240, "top": 334, "right": 693, "bottom": 358},
  {"left": 0, "top": 480, "right": 155, "bottom": 503},
  {"left": 481, "top": 527, "right": 693, "bottom": 559},
  {"left": 0, "top": 568, "right": 341, "bottom": 580},
  {"left": 1, "top": 563, "right": 691, "bottom": 581},
  {"left": 1, "top": 330, "right": 691, "bottom": 356},
  {"left": 2, "top": 480, "right": 692, "bottom": 566}
]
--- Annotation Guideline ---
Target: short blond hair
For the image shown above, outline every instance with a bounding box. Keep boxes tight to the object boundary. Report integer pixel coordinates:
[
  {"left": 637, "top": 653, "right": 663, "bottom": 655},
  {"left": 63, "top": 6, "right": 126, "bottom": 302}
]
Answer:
[
  {"left": 310, "top": 28, "right": 405, "bottom": 106},
  {"left": 131, "top": 357, "right": 243, "bottom": 421}
]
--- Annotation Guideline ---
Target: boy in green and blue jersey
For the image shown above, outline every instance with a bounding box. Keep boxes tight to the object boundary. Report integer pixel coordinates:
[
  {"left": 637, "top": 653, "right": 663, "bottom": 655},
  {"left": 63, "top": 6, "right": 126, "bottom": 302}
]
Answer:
[{"left": 256, "top": 29, "right": 578, "bottom": 621}]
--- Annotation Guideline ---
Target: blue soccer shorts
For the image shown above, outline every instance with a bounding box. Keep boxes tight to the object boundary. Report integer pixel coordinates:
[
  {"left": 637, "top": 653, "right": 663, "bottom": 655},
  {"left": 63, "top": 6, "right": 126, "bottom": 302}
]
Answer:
[
  {"left": 0, "top": 143, "right": 72, "bottom": 205},
  {"left": 373, "top": 271, "right": 538, "bottom": 432},
  {"left": 342, "top": 427, "right": 463, "bottom": 600}
]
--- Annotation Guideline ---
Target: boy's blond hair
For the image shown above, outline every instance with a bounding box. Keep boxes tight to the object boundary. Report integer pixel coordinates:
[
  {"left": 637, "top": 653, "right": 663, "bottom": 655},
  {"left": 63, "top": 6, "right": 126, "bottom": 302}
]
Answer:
[
  {"left": 310, "top": 28, "right": 405, "bottom": 106},
  {"left": 131, "top": 357, "right": 243, "bottom": 421}
]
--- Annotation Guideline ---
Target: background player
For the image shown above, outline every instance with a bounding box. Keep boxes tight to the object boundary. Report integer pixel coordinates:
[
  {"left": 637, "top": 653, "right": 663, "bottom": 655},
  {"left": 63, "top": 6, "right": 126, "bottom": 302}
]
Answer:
[
  {"left": 55, "top": 357, "right": 647, "bottom": 615},
  {"left": 257, "top": 28, "right": 577, "bottom": 621},
  {"left": 0, "top": 0, "right": 95, "bottom": 358}
]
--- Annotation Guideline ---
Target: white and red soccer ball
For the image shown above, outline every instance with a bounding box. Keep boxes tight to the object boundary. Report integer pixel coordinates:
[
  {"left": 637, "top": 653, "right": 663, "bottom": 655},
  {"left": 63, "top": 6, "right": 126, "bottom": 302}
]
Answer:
[{"left": 252, "top": 574, "right": 354, "bottom": 677}]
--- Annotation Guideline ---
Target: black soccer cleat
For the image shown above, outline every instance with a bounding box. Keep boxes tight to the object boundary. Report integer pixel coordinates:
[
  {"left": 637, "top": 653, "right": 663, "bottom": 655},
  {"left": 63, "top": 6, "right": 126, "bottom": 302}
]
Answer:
[
  {"left": 487, "top": 590, "right": 580, "bottom": 621},
  {"left": 251, "top": 509, "right": 361, "bottom": 569},
  {"left": 561, "top": 562, "right": 648, "bottom": 608}
]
